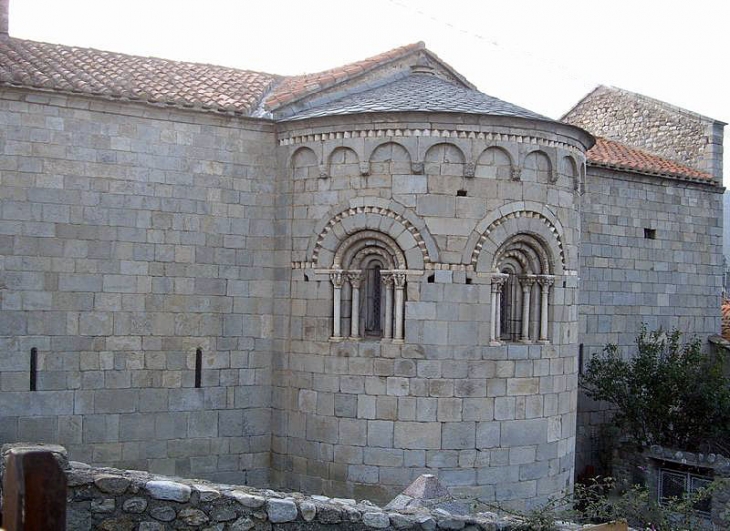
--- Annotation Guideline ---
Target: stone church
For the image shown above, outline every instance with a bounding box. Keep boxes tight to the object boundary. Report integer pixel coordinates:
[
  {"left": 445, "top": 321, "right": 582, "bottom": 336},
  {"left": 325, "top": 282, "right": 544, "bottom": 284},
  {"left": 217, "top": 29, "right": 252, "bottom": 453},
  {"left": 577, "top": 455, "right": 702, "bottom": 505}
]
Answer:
[{"left": 0, "top": 2, "right": 724, "bottom": 508}]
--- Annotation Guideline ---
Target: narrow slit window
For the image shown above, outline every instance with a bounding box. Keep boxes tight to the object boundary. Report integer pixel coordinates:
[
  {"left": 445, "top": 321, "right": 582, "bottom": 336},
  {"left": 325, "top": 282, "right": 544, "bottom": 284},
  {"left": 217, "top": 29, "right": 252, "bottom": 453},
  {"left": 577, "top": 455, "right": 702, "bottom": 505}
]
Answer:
[
  {"left": 30, "top": 347, "right": 37, "bottom": 391},
  {"left": 427, "top": 274, "right": 435, "bottom": 284},
  {"left": 195, "top": 348, "right": 202, "bottom": 388}
]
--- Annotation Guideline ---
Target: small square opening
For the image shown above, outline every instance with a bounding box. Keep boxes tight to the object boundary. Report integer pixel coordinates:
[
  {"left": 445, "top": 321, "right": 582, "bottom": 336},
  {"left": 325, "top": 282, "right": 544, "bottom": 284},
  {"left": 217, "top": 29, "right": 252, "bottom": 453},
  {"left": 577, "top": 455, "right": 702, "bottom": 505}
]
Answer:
[
  {"left": 456, "top": 189, "right": 467, "bottom": 197},
  {"left": 644, "top": 228, "right": 656, "bottom": 240}
]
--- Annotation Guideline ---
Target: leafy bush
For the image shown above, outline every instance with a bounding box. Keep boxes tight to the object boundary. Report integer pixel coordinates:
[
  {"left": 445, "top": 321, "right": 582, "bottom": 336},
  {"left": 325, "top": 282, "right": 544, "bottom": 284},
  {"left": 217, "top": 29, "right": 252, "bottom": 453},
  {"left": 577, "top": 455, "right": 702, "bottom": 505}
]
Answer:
[{"left": 581, "top": 326, "right": 730, "bottom": 452}]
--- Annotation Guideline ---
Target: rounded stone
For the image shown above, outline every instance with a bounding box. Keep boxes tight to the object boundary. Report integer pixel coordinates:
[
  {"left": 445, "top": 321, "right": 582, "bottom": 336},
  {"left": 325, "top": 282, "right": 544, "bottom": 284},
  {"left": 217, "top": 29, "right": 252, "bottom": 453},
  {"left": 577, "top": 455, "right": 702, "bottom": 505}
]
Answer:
[
  {"left": 266, "top": 497, "right": 298, "bottom": 523},
  {"left": 145, "top": 480, "right": 191, "bottom": 502},
  {"left": 122, "top": 497, "right": 148, "bottom": 513},
  {"left": 363, "top": 511, "right": 391, "bottom": 529},
  {"left": 231, "top": 490, "right": 266, "bottom": 508},
  {"left": 91, "top": 498, "right": 116, "bottom": 514},
  {"left": 211, "top": 507, "right": 237, "bottom": 522},
  {"left": 149, "top": 506, "right": 177, "bottom": 522},
  {"left": 94, "top": 474, "right": 131, "bottom": 495}
]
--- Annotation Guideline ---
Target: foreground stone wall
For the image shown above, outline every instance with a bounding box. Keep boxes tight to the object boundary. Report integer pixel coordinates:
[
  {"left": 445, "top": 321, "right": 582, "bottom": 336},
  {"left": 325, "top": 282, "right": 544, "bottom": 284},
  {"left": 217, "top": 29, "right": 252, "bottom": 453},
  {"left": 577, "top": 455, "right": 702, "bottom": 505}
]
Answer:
[
  {"left": 272, "top": 114, "right": 590, "bottom": 507},
  {"left": 0, "top": 88, "right": 278, "bottom": 484},
  {"left": 0, "top": 444, "right": 595, "bottom": 531},
  {"left": 576, "top": 167, "right": 723, "bottom": 476}
]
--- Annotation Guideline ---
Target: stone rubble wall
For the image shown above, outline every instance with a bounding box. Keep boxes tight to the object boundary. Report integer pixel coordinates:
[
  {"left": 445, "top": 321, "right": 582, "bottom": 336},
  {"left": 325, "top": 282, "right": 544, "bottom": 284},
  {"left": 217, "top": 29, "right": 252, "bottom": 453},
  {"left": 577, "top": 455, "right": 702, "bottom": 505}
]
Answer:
[
  {"left": 563, "top": 86, "right": 724, "bottom": 182},
  {"left": 0, "top": 444, "right": 592, "bottom": 531}
]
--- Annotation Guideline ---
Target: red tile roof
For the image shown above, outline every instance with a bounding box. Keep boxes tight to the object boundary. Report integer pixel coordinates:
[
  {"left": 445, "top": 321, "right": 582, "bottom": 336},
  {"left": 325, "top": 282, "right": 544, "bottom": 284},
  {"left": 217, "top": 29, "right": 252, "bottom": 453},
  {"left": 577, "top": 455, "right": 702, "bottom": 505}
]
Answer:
[
  {"left": 264, "top": 42, "right": 425, "bottom": 110},
  {"left": 0, "top": 38, "right": 279, "bottom": 114},
  {"left": 587, "top": 137, "right": 713, "bottom": 181}
]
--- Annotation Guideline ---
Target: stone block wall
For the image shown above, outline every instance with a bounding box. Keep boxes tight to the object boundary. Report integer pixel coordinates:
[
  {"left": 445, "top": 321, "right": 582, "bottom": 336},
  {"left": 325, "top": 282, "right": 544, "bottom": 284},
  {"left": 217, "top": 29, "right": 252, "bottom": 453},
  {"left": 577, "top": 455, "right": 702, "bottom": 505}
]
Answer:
[
  {"left": 271, "top": 115, "right": 590, "bottom": 507},
  {"left": 576, "top": 167, "right": 724, "bottom": 475},
  {"left": 0, "top": 88, "right": 279, "bottom": 484}
]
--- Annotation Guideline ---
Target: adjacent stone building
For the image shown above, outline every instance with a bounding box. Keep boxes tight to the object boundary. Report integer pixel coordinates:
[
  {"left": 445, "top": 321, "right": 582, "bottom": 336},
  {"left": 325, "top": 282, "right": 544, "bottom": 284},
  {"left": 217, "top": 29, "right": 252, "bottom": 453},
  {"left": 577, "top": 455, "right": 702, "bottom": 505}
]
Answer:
[{"left": 0, "top": 4, "right": 724, "bottom": 510}]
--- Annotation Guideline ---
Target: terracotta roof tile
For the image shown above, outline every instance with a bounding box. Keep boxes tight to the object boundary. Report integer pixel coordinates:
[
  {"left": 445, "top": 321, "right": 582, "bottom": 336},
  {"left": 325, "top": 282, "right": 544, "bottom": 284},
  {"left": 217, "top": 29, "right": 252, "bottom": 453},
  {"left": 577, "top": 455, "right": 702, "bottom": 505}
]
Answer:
[
  {"left": 264, "top": 42, "right": 425, "bottom": 110},
  {"left": 587, "top": 137, "right": 713, "bottom": 181},
  {"left": 0, "top": 38, "right": 279, "bottom": 115}
]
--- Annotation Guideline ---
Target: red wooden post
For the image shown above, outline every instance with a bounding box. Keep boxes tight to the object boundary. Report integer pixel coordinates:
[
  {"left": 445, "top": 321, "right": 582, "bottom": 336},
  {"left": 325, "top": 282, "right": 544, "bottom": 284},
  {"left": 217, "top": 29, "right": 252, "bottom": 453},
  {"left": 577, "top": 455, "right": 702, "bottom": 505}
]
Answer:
[{"left": 1, "top": 450, "right": 66, "bottom": 531}]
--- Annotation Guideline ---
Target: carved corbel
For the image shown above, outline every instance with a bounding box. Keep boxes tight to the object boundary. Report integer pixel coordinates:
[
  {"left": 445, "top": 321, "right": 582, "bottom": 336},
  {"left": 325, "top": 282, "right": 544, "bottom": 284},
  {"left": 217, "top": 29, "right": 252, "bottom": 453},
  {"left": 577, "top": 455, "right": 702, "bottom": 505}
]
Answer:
[
  {"left": 318, "top": 164, "right": 329, "bottom": 179},
  {"left": 411, "top": 161, "right": 424, "bottom": 175},
  {"left": 511, "top": 167, "right": 521, "bottom": 181},
  {"left": 464, "top": 162, "right": 475, "bottom": 178},
  {"left": 359, "top": 161, "right": 370, "bottom": 176}
]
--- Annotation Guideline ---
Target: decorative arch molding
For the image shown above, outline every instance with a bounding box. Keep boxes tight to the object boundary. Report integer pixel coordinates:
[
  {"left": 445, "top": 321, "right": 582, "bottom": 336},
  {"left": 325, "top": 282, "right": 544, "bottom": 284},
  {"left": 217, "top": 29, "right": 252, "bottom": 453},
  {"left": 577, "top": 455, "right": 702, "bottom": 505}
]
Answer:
[
  {"left": 465, "top": 203, "right": 566, "bottom": 273},
  {"left": 305, "top": 198, "right": 439, "bottom": 269},
  {"left": 335, "top": 230, "right": 407, "bottom": 270},
  {"left": 493, "top": 234, "right": 552, "bottom": 274}
]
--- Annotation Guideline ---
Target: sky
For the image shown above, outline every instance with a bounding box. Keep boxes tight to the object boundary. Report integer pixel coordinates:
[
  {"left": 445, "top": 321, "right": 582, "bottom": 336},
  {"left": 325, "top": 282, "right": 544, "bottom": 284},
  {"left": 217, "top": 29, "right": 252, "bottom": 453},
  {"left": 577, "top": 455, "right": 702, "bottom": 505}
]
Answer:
[{"left": 8, "top": 0, "right": 730, "bottom": 183}]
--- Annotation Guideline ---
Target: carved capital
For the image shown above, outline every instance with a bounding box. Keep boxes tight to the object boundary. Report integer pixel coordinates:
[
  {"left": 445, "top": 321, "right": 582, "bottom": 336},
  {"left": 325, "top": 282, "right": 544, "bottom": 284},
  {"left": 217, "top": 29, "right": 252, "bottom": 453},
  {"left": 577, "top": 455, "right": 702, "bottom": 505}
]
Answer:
[
  {"left": 381, "top": 273, "right": 395, "bottom": 287},
  {"left": 330, "top": 271, "right": 345, "bottom": 288},
  {"left": 536, "top": 275, "right": 555, "bottom": 288},
  {"left": 347, "top": 272, "right": 364, "bottom": 289},
  {"left": 411, "top": 161, "right": 424, "bottom": 175},
  {"left": 511, "top": 167, "right": 521, "bottom": 181},
  {"left": 359, "top": 161, "right": 370, "bottom": 176},
  {"left": 519, "top": 275, "right": 537, "bottom": 289},
  {"left": 464, "top": 162, "right": 475, "bottom": 178},
  {"left": 393, "top": 272, "right": 407, "bottom": 288},
  {"left": 490, "top": 273, "right": 509, "bottom": 292}
]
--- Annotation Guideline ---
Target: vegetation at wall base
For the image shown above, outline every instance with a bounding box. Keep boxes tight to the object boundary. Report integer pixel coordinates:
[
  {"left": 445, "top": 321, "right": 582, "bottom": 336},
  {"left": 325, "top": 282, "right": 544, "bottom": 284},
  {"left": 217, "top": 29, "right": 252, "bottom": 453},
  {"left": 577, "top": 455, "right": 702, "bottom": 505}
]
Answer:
[{"left": 580, "top": 326, "right": 730, "bottom": 453}]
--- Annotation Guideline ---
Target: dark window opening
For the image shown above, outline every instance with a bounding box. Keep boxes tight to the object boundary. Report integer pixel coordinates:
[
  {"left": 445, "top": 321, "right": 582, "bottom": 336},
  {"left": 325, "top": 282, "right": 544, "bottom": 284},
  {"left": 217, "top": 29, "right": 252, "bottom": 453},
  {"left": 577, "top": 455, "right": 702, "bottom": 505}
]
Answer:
[
  {"left": 456, "top": 189, "right": 467, "bottom": 197},
  {"left": 578, "top": 344, "right": 584, "bottom": 376},
  {"left": 364, "top": 265, "right": 382, "bottom": 336},
  {"left": 644, "top": 228, "right": 656, "bottom": 240},
  {"left": 658, "top": 464, "right": 712, "bottom": 516},
  {"left": 195, "top": 348, "right": 203, "bottom": 388},
  {"left": 427, "top": 274, "right": 435, "bottom": 283},
  {"left": 30, "top": 347, "right": 37, "bottom": 391},
  {"left": 303, "top": 273, "right": 309, "bottom": 282},
  {"left": 465, "top": 277, "right": 473, "bottom": 285}
]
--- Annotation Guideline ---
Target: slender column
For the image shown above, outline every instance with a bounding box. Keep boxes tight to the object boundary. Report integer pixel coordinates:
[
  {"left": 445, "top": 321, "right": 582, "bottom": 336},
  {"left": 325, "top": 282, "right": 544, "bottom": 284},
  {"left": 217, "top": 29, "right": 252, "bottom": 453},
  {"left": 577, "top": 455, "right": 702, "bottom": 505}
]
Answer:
[
  {"left": 537, "top": 275, "right": 555, "bottom": 343},
  {"left": 520, "top": 275, "right": 536, "bottom": 343},
  {"left": 489, "top": 273, "right": 508, "bottom": 346},
  {"left": 348, "top": 272, "right": 364, "bottom": 340},
  {"left": 330, "top": 271, "right": 344, "bottom": 341},
  {"left": 382, "top": 274, "right": 394, "bottom": 340},
  {"left": 393, "top": 273, "right": 406, "bottom": 343}
]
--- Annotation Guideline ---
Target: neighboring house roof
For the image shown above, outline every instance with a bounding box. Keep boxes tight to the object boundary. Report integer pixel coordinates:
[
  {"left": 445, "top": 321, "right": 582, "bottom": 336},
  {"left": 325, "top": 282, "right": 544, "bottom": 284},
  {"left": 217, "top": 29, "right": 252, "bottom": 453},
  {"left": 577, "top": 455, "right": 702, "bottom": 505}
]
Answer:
[
  {"left": 587, "top": 137, "right": 713, "bottom": 181},
  {"left": 722, "top": 298, "right": 730, "bottom": 340},
  {"left": 285, "top": 71, "right": 552, "bottom": 122}
]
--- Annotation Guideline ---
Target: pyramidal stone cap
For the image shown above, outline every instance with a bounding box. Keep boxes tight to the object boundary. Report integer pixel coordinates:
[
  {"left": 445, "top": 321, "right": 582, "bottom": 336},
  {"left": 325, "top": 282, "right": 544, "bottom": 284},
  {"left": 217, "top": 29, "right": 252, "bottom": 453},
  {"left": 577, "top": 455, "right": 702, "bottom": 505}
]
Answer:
[{"left": 384, "top": 474, "right": 468, "bottom": 515}]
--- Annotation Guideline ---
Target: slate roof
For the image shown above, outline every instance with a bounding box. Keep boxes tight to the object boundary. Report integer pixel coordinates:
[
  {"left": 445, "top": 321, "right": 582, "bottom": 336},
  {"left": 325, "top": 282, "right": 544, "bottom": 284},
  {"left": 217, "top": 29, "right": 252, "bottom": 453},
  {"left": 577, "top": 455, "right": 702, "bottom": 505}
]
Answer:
[
  {"left": 587, "top": 137, "right": 713, "bottom": 181},
  {"left": 285, "top": 72, "right": 552, "bottom": 122},
  {"left": 0, "top": 37, "right": 279, "bottom": 114}
]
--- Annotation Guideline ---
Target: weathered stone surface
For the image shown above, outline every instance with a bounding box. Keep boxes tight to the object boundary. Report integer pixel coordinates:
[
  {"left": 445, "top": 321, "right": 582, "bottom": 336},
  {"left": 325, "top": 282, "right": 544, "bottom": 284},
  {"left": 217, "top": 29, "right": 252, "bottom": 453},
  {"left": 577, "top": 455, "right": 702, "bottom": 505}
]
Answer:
[
  {"left": 231, "top": 490, "right": 266, "bottom": 508},
  {"left": 145, "top": 480, "right": 191, "bottom": 502},
  {"left": 266, "top": 497, "right": 298, "bottom": 523},
  {"left": 194, "top": 483, "right": 222, "bottom": 501},
  {"left": 97, "top": 516, "right": 135, "bottom": 531},
  {"left": 229, "top": 516, "right": 255, "bottom": 531},
  {"left": 179, "top": 508, "right": 209, "bottom": 526},
  {"left": 299, "top": 500, "right": 317, "bottom": 521},
  {"left": 122, "top": 497, "right": 148, "bottom": 513},
  {"left": 150, "top": 506, "right": 177, "bottom": 521},
  {"left": 91, "top": 498, "right": 116, "bottom": 513},
  {"left": 363, "top": 511, "right": 390, "bottom": 529},
  {"left": 211, "top": 506, "right": 238, "bottom": 522},
  {"left": 94, "top": 475, "right": 130, "bottom": 494},
  {"left": 138, "top": 523, "right": 165, "bottom": 531}
]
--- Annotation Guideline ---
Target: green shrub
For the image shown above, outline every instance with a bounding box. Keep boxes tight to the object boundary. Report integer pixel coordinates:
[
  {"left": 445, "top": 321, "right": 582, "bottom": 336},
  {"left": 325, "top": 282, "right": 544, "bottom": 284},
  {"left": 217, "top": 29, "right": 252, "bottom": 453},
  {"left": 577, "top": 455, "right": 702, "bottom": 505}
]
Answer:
[{"left": 581, "top": 326, "right": 730, "bottom": 452}]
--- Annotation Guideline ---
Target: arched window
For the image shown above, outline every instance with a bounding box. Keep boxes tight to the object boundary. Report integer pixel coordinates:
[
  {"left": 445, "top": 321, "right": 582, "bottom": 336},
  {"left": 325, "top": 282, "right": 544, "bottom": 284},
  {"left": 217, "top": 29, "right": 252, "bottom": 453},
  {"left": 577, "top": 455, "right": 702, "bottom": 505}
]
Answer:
[
  {"left": 329, "top": 231, "right": 407, "bottom": 343},
  {"left": 489, "top": 234, "right": 555, "bottom": 345}
]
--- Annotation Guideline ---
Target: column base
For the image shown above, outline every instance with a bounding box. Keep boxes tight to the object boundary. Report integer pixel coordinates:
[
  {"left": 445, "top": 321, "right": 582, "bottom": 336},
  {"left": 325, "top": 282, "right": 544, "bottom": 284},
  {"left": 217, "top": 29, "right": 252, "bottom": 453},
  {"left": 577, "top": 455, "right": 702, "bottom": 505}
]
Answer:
[
  {"left": 537, "top": 339, "right": 550, "bottom": 344},
  {"left": 329, "top": 336, "right": 344, "bottom": 342},
  {"left": 489, "top": 341, "right": 502, "bottom": 347},
  {"left": 519, "top": 339, "right": 533, "bottom": 344},
  {"left": 391, "top": 339, "right": 405, "bottom": 344}
]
